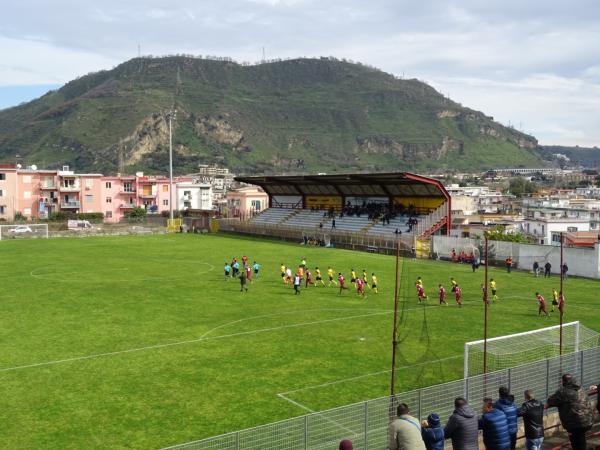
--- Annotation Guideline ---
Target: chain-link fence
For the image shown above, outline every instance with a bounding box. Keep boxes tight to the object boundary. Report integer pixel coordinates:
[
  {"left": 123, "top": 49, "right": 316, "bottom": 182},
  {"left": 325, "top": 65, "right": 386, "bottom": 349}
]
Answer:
[{"left": 163, "top": 347, "right": 600, "bottom": 450}]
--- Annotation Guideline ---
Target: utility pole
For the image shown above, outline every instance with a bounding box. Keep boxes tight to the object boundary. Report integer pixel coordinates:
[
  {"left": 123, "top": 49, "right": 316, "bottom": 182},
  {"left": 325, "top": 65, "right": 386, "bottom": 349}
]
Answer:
[{"left": 167, "top": 110, "right": 176, "bottom": 221}]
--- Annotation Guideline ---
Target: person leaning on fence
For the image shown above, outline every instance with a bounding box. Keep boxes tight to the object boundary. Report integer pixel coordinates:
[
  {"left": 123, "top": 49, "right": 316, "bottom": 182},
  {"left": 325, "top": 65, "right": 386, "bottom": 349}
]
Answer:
[
  {"left": 443, "top": 397, "right": 479, "bottom": 450},
  {"left": 545, "top": 373, "right": 594, "bottom": 450},
  {"left": 532, "top": 261, "right": 539, "bottom": 277},
  {"left": 388, "top": 403, "right": 426, "bottom": 450},
  {"left": 479, "top": 397, "right": 510, "bottom": 450},
  {"left": 518, "top": 390, "right": 544, "bottom": 450},
  {"left": 420, "top": 413, "right": 444, "bottom": 450},
  {"left": 495, "top": 386, "right": 518, "bottom": 450}
]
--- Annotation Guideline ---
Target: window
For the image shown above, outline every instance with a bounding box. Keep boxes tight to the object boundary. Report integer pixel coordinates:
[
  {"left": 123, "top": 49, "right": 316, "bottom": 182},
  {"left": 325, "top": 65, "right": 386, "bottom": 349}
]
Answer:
[
  {"left": 0, "top": 173, "right": 5, "bottom": 180},
  {"left": 23, "top": 176, "right": 31, "bottom": 183},
  {"left": 163, "top": 199, "right": 169, "bottom": 206},
  {"left": 24, "top": 191, "right": 31, "bottom": 199},
  {"left": 86, "top": 179, "right": 94, "bottom": 188},
  {"left": 85, "top": 195, "right": 93, "bottom": 203},
  {"left": 23, "top": 208, "right": 31, "bottom": 216},
  {"left": 567, "top": 226, "right": 578, "bottom": 232},
  {"left": 123, "top": 182, "right": 134, "bottom": 192},
  {"left": 251, "top": 200, "right": 261, "bottom": 210},
  {"left": 105, "top": 211, "right": 112, "bottom": 219},
  {"left": 0, "top": 206, "right": 4, "bottom": 214},
  {"left": 105, "top": 181, "right": 112, "bottom": 189},
  {"left": 163, "top": 185, "right": 169, "bottom": 192},
  {"left": 106, "top": 197, "right": 112, "bottom": 203},
  {"left": 0, "top": 189, "right": 3, "bottom": 197},
  {"left": 552, "top": 234, "right": 561, "bottom": 243}
]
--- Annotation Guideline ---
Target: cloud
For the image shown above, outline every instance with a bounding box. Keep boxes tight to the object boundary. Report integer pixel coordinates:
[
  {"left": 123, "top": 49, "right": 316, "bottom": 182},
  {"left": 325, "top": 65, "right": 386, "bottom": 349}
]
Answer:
[{"left": 0, "top": 0, "right": 598, "bottom": 146}]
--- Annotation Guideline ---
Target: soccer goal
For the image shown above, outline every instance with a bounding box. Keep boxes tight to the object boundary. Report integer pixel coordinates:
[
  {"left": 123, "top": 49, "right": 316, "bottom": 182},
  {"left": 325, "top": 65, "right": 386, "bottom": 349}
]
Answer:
[
  {"left": 0, "top": 223, "right": 49, "bottom": 240},
  {"left": 464, "top": 321, "right": 600, "bottom": 378}
]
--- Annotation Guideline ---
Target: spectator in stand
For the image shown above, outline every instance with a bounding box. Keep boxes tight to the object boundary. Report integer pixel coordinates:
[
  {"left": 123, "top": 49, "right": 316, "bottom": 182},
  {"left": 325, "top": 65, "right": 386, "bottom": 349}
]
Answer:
[
  {"left": 338, "top": 439, "right": 353, "bottom": 450},
  {"left": 546, "top": 373, "right": 593, "bottom": 450},
  {"left": 532, "top": 261, "right": 539, "bottom": 277},
  {"left": 388, "top": 403, "right": 426, "bottom": 450},
  {"left": 495, "top": 387, "right": 518, "bottom": 450},
  {"left": 544, "top": 261, "right": 552, "bottom": 277},
  {"left": 420, "top": 413, "right": 444, "bottom": 450},
  {"left": 479, "top": 397, "right": 510, "bottom": 450},
  {"left": 562, "top": 263, "right": 569, "bottom": 280},
  {"left": 443, "top": 397, "right": 479, "bottom": 450},
  {"left": 518, "top": 390, "right": 544, "bottom": 450},
  {"left": 331, "top": 218, "right": 336, "bottom": 229}
]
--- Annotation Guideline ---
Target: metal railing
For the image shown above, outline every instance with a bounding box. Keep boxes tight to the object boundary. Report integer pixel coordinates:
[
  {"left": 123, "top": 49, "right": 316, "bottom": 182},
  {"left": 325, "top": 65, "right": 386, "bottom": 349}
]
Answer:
[{"left": 162, "top": 347, "right": 600, "bottom": 450}]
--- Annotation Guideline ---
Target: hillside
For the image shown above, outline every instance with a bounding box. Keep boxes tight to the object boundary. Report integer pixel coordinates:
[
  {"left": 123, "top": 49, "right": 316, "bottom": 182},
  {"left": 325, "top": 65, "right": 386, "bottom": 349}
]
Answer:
[
  {"left": 0, "top": 56, "right": 541, "bottom": 175},
  {"left": 539, "top": 145, "right": 600, "bottom": 168}
]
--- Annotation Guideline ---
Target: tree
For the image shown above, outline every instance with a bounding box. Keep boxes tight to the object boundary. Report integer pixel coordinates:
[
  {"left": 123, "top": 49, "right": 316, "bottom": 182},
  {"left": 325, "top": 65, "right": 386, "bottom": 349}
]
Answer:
[
  {"left": 483, "top": 225, "right": 531, "bottom": 243},
  {"left": 508, "top": 177, "right": 537, "bottom": 197},
  {"left": 124, "top": 207, "right": 147, "bottom": 222}
]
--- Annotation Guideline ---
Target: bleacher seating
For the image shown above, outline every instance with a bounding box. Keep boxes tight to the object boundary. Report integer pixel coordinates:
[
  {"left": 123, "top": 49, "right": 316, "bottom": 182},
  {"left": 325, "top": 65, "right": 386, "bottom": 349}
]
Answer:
[
  {"left": 250, "top": 208, "right": 297, "bottom": 225},
  {"left": 367, "top": 215, "right": 423, "bottom": 237},
  {"left": 250, "top": 208, "right": 429, "bottom": 237}
]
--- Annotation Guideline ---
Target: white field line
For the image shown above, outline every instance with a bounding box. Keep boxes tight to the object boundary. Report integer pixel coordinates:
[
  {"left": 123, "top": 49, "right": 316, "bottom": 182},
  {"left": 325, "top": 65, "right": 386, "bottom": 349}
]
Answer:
[
  {"left": 0, "top": 311, "right": 392, "bottom": 373},
  {"left": 278, "top": 354, "right": 463, "bottom": 396}
]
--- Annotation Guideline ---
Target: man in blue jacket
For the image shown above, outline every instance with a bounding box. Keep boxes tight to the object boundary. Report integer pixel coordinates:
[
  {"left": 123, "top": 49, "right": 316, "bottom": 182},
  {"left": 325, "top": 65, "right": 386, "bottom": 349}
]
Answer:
[
  {"left": 495, "top": 387, "right": 518, "bottom": 449},
  {"left": 479, "top": 397, "right": 510, "bottom": 450}
]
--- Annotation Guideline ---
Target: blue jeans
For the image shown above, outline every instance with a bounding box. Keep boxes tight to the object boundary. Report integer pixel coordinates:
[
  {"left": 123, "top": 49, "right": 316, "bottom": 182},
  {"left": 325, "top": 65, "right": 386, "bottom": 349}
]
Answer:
[{"left": 526, "top": 437, "right": 543, "bottom": 450}]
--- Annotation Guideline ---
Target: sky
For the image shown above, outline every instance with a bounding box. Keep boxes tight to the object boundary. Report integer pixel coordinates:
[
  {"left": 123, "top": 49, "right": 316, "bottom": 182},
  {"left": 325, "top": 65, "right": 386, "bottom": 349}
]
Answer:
[{"left": 1, "top": 0, "right": 599, "bottom": 147}]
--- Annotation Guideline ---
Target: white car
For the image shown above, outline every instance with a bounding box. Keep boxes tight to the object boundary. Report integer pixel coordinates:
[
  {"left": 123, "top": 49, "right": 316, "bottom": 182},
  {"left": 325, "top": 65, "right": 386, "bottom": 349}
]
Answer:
[{"left": 9, "top": 225, "right": 33, "bottom": 234}]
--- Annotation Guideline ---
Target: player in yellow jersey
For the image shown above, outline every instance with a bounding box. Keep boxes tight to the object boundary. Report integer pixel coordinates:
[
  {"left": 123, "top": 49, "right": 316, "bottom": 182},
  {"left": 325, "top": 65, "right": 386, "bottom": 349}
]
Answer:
[
  {"left": 416, "top": 276, "right": 423, "bottom": 287},
  {"left": 350, "top": 269, "right": 357, "bottom": 285},
  {"left": 450, "top": 277, "right": 457, "bottom": 293},
  {"left": 280, "top": 263, "right": 286, "bottom": 283},
  {"left": 371, "top": 273, "right": 378, "bottom": 293},
  {"left": 489, "top": 278, "right": 498, "bottom": 301},
  {"left": 314, "top": 267, "right": 325, "bottom": 286},
  {"left": 327, "top": 266, "right": 337, "bottom": 286},
  {"left": 551, "top": 287, "right": 559, "bottom": 312}
]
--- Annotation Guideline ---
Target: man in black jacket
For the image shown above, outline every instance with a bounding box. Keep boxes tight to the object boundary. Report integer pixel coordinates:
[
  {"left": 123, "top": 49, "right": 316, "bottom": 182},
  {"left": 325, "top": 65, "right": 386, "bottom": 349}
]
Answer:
[
  {"left": 518, "top": 390, "right": 544, "bottom": 450},
  {"left": 546, "top": 374, "right": 593, "bottom": 450}
]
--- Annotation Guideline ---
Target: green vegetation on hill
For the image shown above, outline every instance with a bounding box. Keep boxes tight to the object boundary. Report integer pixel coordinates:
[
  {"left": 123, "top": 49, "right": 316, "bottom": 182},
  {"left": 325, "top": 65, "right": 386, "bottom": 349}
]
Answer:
[{"left": 0, "top": 56, "right": 540, "bottom": 174}]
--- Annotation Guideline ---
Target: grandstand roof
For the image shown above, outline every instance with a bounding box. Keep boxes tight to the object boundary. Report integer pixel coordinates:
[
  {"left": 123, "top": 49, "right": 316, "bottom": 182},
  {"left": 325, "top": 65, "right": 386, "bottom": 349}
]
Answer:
[{"left": 235, "top": 172, "right": 450, "bottom": 198}]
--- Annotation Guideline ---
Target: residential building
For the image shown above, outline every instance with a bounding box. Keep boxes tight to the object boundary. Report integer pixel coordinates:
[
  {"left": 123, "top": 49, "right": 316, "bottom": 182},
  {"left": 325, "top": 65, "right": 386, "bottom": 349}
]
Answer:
[{"left": 226, "top": 186, "right": 268, "bottom": 218}]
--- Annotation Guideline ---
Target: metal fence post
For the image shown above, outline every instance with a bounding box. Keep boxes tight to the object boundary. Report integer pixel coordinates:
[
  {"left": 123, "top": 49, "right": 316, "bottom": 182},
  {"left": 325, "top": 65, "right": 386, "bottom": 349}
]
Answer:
[
  {"left": 464, "top": 377, "right": 469, "bottom": 403},
  {"left": 417, "top": 388, "right": 422, "bottom": 420},
  {"left": 580, "top": 350, "right": 585, "bottom": 385},
  {"left": 545, "top": 359, "right": 550, "bottom": 401},
  {"left": 364, "top": 401, "right": 369, "bottom": 450},
  {"left": 304, "top": 415, "right": 308, "bottom": 450},
  {"left": 508, "top": 368, "right": 512, "bottom": 392},
  {"left": 235, "top": 431, "right": 240, "bottom": 450}
]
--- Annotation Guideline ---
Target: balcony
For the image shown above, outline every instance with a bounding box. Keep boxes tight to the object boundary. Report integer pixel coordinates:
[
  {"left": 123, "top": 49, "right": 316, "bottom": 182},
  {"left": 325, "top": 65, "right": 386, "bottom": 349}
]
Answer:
[
  {"left": 61, "top": 201, "right": 80, "bottom": 209},
  {"left": 138, "top": 193, "right": 156, "bottom": 198},
  {"left": 119, "top": 189, "right": 136, "bottom": 195},
  {"left": 39, "top": 183, "right": 57, "bottom": 190},
  {"left": 119, "top": 203, "right": 136, "bottom": 209},
  {"left": 59, "top": 184, "right": 81, "bottom": 192}
]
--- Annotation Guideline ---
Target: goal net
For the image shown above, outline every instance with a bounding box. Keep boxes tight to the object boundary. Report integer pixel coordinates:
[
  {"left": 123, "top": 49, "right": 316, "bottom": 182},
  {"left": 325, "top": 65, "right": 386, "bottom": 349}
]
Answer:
[
  {"left": 0, "top": 224, "right": 49, "bottom": 240},
  {"left": 464, "top": 321, "right": 600, "bottom": 378}
]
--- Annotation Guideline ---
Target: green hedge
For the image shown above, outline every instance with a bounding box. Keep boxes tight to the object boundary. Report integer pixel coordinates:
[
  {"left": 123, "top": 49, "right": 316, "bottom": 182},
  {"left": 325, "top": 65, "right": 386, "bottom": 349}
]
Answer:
[{"left": 48, "top": 212, "right": 104, "bottom": 222}]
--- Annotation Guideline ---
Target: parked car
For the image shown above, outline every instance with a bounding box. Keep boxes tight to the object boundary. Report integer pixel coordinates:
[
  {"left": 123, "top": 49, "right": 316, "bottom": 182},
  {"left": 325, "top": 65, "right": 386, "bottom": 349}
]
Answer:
[{"left": 9, "top": 225, "right": 33, "bottom": 234}]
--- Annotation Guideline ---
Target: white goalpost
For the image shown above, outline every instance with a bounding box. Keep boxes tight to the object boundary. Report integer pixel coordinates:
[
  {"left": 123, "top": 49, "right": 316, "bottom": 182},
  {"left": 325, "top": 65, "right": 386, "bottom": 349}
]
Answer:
[
  {"left": 0, "top": 224, "right": 49, "bottom": 240},
  {"left": 464, "top": 321, "right": 600, "bottom": 378}
]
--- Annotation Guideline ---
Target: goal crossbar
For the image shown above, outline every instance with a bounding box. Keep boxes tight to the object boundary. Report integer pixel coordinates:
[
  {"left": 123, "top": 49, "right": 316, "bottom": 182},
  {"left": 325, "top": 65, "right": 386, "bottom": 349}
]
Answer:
[{"left": 463, "top": 321, "right": 597, "bottom": 379}]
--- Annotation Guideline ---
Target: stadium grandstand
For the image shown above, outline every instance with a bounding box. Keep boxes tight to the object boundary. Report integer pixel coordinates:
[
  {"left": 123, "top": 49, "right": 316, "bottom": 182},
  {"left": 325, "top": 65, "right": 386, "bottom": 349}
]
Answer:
[{"left": 228, "top": 172, "right": 451, "bottom": 253}]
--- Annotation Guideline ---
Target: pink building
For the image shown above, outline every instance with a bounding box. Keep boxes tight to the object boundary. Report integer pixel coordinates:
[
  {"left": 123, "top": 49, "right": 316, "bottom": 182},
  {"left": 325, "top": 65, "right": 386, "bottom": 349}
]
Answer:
[{"left": 0, "top": 165, "right": 203, "bottom": 223}]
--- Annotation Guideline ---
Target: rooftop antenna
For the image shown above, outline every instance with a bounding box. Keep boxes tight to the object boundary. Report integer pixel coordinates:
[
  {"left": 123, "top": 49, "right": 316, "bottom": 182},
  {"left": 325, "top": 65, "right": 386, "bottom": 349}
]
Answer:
[
  {"left": 138, "top": 44, "right": 141, "bottom": 58},
  {"left": 262, "top": 46, "right": 266, "bottom": 62}
]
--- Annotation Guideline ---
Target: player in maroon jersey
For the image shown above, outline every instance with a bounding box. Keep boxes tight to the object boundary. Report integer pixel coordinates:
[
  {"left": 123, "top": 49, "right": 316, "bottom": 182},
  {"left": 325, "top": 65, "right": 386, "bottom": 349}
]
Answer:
[
  {"left": 338, "top": 273, "right": 348, "bottom": 294},
  {"left": 356, "top": 278, "right": 366, "bottom": 297},
  {"left": 438, "top": 284, "right": 448, "bottom": 305},
  {"left": 454, "top": 285, "right": 462, "bottom": 307},
  {"left": 536, "top": 292, "right": 549, "bottom": 316},
  {"left": 416, "top": 283, "right": 427, "bottom": 303},
  {"left": 305, "top": 268, "right": 312, "bottom": 288}
]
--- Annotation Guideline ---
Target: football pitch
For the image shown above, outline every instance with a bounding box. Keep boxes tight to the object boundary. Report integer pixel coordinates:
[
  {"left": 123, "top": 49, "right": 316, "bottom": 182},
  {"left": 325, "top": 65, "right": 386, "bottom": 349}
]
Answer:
[{"left": 1, "top": 233, "right": 600, "bottom": 449}]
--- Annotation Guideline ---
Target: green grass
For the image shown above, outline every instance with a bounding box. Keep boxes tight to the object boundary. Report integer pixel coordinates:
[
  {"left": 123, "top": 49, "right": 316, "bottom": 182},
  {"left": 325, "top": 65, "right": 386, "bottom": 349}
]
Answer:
[{"left": 1, "top": 233, "right": 598, "bottom": 449}]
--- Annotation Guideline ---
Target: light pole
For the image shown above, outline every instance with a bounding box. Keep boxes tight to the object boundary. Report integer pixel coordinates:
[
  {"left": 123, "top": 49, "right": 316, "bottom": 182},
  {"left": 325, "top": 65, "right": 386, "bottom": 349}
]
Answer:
[{"left": 167, "top": 110, "right": 176, "bottom": 221}]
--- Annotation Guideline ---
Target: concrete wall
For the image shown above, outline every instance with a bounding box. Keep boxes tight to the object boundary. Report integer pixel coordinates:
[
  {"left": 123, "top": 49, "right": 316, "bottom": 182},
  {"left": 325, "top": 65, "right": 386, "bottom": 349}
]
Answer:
[{"left": 432, "top": 235, "right": 600, "bottom": 278}]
